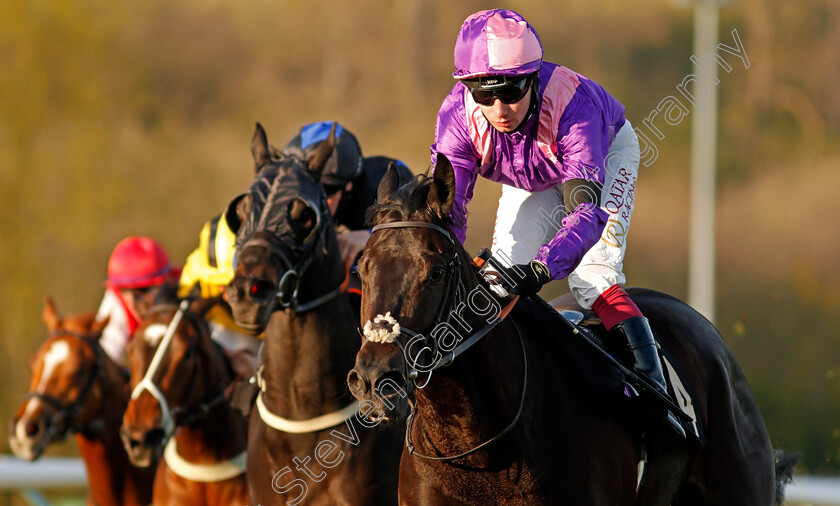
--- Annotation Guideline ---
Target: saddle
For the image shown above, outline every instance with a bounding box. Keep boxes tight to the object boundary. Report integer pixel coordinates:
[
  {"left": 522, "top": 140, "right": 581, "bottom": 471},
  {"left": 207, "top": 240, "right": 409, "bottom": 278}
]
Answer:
[{"left": 545, "top": 294, "right": 703, "bottom": 444}]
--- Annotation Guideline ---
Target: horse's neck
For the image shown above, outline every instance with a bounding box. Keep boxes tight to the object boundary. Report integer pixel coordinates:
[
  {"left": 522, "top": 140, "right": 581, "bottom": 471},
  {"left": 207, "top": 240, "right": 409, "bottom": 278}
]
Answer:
[
  {"left": 173, "top": 402, "right": 248, "bottom": 463},
  {"left": 97, "top": 353, "right": 131, "bottom": 430},
  {"left": 261, "top": 294, "right": 358, "bottom": 418},
  {"left": 75, "top": 397, "right": 147, "bottom": 506},
  {"left": 75, "top": 429, "right": 153, "bottom": 506},
  {"left": 170, "top": 340, "right": 247, "bottom": 462},
  {"left": 412, "top": 262, "right": 526, "bottom": 461},
  {"left": 73, "top": 352, "right": 129, "bottom": 440},
  {"left": 74, "top": 433, "right": 124, "bottom": 506},
  {"left": 72, "top": 353, "right": 147, "bottom": 504}
]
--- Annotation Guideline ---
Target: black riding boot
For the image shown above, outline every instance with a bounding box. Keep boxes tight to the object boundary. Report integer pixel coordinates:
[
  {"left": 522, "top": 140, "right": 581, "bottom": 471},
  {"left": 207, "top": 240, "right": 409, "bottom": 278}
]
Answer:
[{"left": 614, "top": 316, "right": 686, "bottom": 439}]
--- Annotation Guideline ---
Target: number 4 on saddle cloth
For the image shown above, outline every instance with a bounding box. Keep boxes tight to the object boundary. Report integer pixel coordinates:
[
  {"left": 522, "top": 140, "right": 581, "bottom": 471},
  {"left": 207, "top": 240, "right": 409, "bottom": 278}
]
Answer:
[{"left": 549, "top": 293, "right": 704, "bottom": 446}]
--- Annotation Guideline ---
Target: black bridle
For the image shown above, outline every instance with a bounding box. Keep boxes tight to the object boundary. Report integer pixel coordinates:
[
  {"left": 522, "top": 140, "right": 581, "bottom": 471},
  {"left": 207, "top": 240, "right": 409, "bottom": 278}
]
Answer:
[
  {"left": 237, "top": 195, "right": 343, "bottom": 313},
  {"left": 367, "top": 220, "right": 528, "bottom": 462},
  {"left": 370, "top": 221, "right": 466, "bottom": 372},
  {"left": 24, "top": 332, "right": 119, "bottom": 445}
]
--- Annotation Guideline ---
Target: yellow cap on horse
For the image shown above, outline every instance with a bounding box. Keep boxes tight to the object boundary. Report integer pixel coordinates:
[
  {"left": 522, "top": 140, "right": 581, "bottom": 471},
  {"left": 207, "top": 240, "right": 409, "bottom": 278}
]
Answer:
[{"left": 179, "top": 214, "right": 237, "bottom": 298}]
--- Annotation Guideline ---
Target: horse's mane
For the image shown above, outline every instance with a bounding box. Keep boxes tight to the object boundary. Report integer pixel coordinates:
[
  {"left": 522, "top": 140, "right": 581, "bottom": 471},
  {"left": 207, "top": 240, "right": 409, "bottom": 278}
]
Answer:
[{"left": 366, "top": 173, "right": 452, "bottom": 228}]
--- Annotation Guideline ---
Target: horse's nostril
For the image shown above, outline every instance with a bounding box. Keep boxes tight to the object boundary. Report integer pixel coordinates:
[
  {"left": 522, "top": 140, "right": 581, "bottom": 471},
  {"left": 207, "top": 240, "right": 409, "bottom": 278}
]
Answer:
[
  {"left": 347, "top": 369, "right": 370, "bottom": 396},
  {"left": 144, "top": 429, "right": 166, "bottom": 448},
  {"left": 25, "top": 422, "right": 40, "bottom": 437},
  {"left": 374, "top": 370, "right": 407, "bottom": 398},
  {"left": 249, "top": 280, "right": 276, "bottom": 305}
]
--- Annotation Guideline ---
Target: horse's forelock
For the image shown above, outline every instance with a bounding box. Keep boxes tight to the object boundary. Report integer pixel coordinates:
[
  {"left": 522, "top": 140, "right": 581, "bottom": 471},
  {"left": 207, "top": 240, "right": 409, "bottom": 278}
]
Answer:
[{"left": 366, "top": 174, "right": 451, "bottom": 228}]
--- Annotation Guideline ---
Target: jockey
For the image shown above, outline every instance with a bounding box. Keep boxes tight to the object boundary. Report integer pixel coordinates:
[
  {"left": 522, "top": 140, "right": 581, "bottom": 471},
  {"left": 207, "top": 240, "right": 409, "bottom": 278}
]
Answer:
[
  {"left": 96, "top": 236, "right": 181, "bottom": 366},
  {"left": 179, "top": 210, "right": 260, "bottom": 381},
  {"left": 282, "top": 121, "right": 413, "bottom": 269},
  {"left": 432, "top": 9, "right": 685, "bottom": 438}
]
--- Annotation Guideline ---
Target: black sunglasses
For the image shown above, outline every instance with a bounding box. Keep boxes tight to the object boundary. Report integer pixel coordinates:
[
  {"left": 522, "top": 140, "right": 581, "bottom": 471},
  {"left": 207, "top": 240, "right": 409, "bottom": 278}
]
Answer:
[{"left": 465, "top": 76, "right": 532, "bottom": 106}]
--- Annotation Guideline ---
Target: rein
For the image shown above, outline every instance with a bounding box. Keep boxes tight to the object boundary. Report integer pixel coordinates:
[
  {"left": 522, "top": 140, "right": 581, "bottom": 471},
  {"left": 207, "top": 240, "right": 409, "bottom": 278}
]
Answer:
[
  {"left": 405, "top": 318, "right": 528, "bottom": 462},
  {"left": 163, "top": 437, "right": 247, "bottom": 482},
  {"left": 368, "top": 220, "right": 529, "bottom": 462},
  {"left": 254, "top": 345, "right": 359, "bottom": 433}
]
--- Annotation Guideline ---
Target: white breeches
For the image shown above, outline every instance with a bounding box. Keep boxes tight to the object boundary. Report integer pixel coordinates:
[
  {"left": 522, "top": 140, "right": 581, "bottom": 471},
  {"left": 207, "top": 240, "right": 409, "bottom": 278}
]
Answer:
[{"left": 491, "top": 120, "right": 641, "bottom": 309}]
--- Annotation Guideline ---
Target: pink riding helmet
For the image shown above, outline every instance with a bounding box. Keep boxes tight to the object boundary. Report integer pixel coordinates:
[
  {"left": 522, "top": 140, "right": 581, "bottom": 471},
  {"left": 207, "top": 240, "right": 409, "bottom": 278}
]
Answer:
[{"left": 453, "top": 9, "right": 543, "bottom": 80}]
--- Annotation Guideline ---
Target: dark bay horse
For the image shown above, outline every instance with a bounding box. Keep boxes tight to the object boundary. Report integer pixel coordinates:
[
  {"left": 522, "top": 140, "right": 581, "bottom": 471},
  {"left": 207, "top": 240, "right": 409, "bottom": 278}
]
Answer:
[
  {"left": 224, "top": 123, "right": 402, "bottom": 504},
  {"left": 121, "top": 298, "right": 249, "bottom": 505},
  {"left": 347, "top": 156, "right": 782, "bottom": 505},
  {"left": 9, "top": 297, "right": 155, "bottom": 506}
]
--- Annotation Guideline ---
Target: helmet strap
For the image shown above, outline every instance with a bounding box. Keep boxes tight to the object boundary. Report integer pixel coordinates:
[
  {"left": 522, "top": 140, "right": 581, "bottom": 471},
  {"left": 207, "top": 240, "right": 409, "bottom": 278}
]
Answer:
[{"left": 109, "top": 287, "right": 141, "bottom": 337}]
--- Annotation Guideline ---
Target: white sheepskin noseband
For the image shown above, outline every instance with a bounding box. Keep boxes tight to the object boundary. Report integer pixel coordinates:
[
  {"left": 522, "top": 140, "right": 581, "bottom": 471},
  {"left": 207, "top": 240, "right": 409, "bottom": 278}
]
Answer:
[{"left": 363, "top": 312, "right": 401, "bottom": 344}]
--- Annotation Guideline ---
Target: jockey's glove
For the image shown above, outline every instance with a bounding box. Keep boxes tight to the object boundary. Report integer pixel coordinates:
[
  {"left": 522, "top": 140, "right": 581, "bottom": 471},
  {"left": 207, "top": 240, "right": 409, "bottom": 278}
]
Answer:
[{"left": 498, "top": 260, "right": 551, "bottom": 297}]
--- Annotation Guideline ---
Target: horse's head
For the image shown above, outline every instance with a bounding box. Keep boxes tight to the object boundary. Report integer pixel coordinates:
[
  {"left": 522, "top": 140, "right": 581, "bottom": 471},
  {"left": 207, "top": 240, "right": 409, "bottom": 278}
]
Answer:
[
  {"left": 9, "top": 297, "right": 110, "bottom": 461},
  {"left": 225, "top": 122, "right": 339, "bottom": 334},
  {"left": 120, "top": 298, "right": 221, "bottom": 467},
  {"left": 347, "top": 155, "right": 471, "bottom": 423}
]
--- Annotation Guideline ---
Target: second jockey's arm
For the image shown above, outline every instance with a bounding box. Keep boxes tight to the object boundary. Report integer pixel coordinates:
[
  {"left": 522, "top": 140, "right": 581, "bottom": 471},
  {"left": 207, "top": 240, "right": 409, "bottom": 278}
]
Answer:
[
  {"left": 336, "top": 227, "right": 371, "bottom": 267},
  {"left": 534, "top": 177, "right": 608, "bottom": 281}
]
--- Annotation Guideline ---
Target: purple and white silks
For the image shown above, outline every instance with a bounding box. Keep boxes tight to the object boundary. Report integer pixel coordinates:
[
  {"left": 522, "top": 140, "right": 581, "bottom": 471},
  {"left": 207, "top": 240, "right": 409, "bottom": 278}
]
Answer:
[{"left": 431, "top": 62, "right": 629, "bottom": 281}]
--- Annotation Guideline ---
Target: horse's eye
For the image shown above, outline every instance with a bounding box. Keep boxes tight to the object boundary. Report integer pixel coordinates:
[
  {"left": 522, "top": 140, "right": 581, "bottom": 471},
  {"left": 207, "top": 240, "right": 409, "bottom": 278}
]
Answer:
[{"left": 429, "top": 267, "right": 445, "bottom": 284}]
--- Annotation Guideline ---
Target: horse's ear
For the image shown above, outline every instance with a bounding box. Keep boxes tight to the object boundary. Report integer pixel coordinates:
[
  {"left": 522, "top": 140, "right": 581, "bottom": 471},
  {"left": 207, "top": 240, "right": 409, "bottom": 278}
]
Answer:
[
  {"left": 91, "top": 317, "right": 109, "bottom": 336},
  {"left": 42, "top": 296, "right": 60, "bottom": 332},
  {"left": 306, "top": 123, "right": 336, "bottom": 182},
  {"left": 235, "top": 193, "right": 253, "bottom": 229},
  {"left": 428, "top": 154, "right": 456, "bottom": 218},
  {"left": 224, "top": 194, "right": 247, "bottom": 235},
  {"left": 287, "top": 198, "right": 318, "bottom": 243},
  {"left": 377, "top": 162, "right": 401, "bottom": 203},
  {"left": 251, "top": 122, "right": 271, "bottom": 174}
]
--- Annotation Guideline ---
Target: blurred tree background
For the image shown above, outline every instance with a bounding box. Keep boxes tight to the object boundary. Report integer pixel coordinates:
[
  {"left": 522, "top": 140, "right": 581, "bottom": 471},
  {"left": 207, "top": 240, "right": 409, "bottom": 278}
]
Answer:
[{"left": 1, "top": 0, "right": 838, "bottom": 481}]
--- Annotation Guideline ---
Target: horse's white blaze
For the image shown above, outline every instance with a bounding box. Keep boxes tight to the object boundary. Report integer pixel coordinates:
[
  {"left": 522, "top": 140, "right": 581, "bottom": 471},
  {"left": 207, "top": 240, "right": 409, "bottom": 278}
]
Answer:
[
  {"left": 15, "top": 415, "right": 29, "bottom": 442},
  {"left": 144, "top": 323, "right": 168, "bottom": 346},
  {"left": 363, "top": 312, "right": 401, "bottom": 344},
  {"left": 22, "top": 340, "right": 71, "bottom": 420}
]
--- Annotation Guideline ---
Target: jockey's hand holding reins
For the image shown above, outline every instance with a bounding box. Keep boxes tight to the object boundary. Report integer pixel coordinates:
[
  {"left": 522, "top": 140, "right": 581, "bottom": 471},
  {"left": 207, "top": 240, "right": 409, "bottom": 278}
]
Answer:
[{"left": 496, "top": 260, "right": 551, "bottom": 297}]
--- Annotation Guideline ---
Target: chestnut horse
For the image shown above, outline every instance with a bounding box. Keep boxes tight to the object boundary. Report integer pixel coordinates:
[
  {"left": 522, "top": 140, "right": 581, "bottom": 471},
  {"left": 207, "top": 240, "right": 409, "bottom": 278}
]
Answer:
[
  {"left": 121, "top": 298, "right": 249, "bottom": 505},
  {"left": 224, "top": 123, "right": 402, "bottom": 505},
  {"left": 9, "top": 297, "right": 155, "bottom": 506},
  {"left": 347, "top": 157, "right": 783, "bottom": 505}
]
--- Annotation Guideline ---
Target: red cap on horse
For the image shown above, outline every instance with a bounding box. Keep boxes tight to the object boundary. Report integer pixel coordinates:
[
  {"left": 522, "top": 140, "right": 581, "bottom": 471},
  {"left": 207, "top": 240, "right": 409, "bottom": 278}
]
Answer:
[{"left": 106, "top": 236, "right": 176, "bottom": 289}]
